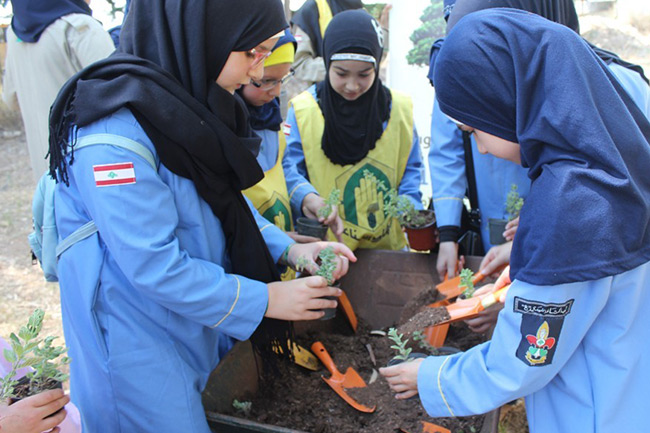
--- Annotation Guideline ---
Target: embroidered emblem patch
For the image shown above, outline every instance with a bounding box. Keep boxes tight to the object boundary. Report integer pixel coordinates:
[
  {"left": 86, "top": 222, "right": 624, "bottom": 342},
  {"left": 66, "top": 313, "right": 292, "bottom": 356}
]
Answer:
[
  {"left": 282, "top": 123, "right": 291, "bottom": 136},
  {"left": 513, "top": 297, "right": 574, "bottom": 367},
  {"left": 93, "top": 162, "right": 136, "bottom": 187},
  {"left": 295, "top": 34, "right": 304, "bottom": 43}
]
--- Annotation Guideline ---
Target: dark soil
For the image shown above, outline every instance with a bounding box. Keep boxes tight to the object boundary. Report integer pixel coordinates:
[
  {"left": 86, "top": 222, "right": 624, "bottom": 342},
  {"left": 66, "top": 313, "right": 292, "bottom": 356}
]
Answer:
[
  {"left": 231, "top": 315, "right": 489, "bottom": 433},
  {"left": 398, "top": 307, "right": 451, "bottom": 336},
  {"left": 9, "top": 377, "right": 61, "bottom": 404}
]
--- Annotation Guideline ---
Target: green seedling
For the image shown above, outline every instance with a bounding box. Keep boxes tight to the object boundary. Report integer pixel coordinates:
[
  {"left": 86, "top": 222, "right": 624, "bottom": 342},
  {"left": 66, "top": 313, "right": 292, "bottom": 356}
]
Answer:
[
  {"left": 460, "top": 268, "right": 475, "bottom": 298},
  {"left": 412, "top": 331, "right": 439, "bottom": 356},
  {"left": 296, "top": 247, "right": 338, "bottom": 286},
  {"left": 232, "top": 399, "right": 252, "bottom": 416},
  {"left": 387, "top": 327, "right": 412, "bottom": 362},
  {"left": 505, "top": 184, "right": 524, "bottom": 221},
  {"left": 0, "top": 309, "right": 71, "bottom": 400},
  {"left": 317, "top": 188, "right": 341, "bottom": 219}
]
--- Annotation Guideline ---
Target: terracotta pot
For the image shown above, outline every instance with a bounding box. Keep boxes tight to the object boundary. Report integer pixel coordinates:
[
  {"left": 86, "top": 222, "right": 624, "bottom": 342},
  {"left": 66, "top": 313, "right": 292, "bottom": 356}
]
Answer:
[
  {"left": 295, "top": 217, "right": 328, "bottom": 240},
  {"left": 404, "top": 210, "right": 438, "bottom": 251},
  {"left": 488, "top": 218, "right": 507, "bottom": 245}
]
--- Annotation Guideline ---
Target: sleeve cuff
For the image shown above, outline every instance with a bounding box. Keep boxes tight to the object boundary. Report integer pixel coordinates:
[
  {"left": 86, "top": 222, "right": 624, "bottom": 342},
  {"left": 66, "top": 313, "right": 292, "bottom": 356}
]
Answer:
[{"left": 438, "top": 225, "right": 460, "bottom": 243}]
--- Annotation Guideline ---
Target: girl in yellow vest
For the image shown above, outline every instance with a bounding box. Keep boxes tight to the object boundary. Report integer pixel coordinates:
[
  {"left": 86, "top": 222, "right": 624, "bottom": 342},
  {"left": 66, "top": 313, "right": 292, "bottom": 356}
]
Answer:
[
  {"left": 241, "top": 31, "right": 320, "bottom": 280},
  {"left": 283, "top": 9, "right": 424, "bottom": 251}
]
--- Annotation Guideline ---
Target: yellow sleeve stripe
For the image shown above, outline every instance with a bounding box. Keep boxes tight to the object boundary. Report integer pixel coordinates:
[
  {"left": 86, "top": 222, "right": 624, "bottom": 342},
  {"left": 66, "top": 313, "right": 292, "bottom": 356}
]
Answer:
[
  {"left": 259, "top": 224, "right": 273, "bottom": 233},
  {"left": 432, "top": 197, "right": 464, "bottom": 203},
  {"left": 212, "top": 276, "right": 241, "bottom": 328},
  {"left": 437, "top": 356, "right": 456, "bottom": 417},
  {"left": 289, "top": 182, "right": 313, "bottom": 201}
]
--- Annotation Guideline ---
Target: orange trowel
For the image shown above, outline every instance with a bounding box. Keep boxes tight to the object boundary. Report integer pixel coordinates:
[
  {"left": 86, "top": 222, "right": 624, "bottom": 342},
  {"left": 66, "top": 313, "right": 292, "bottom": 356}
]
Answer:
[
  {"left": 435, "top": 271, "right": 486, "bottom": 300},
  {"left": 435, "top": 284, "right": 510, "bottom": 326},
  {"left": 311, "top": 341, "right": 376, "bottom": 413},
  {"left": 338, "top": 290, "right": 358, "bottom": 332},
  {"left": 399, "top": 421, "right": 451, "bottom": 433}
]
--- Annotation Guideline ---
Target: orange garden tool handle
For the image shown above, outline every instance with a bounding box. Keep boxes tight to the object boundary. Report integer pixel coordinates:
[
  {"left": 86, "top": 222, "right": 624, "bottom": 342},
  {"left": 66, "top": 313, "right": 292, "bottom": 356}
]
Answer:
[
  {"left": 479, "top": 285, "right": 510, "bottom": 310},
  {"left": 472, "top": 272, "right": 485, "bottom": 284},
  {"left": 311, "top": 341, "right": 341, "bottom": 376}
]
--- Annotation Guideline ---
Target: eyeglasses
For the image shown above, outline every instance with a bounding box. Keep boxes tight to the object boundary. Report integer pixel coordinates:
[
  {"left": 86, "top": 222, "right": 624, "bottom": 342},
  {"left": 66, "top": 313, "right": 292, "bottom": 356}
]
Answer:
[
  {"left": 246, "top": 47, "right": 272, "bottom": 69},
  {"left": 251, "top": 69, "right": 295, "bottom": 91}
]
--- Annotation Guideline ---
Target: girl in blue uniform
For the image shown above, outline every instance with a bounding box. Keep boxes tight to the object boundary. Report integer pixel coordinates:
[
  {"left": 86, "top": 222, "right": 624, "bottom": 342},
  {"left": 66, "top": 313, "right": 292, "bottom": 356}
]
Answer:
[
  {"left": 47, "top": 1, "right": 355, "bottom": 432},
  {"left": 431, "top": 0, "right": 650, "bottom": 280},
  {"left": 283, "top": 9, "right": 424, "bottom": 251},
  {"left": 382, "top": 10, "right": 650, "bottom": 432}
]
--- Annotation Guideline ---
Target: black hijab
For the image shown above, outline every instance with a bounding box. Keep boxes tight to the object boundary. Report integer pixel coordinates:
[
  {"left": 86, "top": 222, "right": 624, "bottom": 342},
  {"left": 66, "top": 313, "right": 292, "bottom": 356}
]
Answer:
[
  {"left": 317, "top": 9, "right": 392, "bottom": 166},
  {"left": 291, "top": 0, "right": 363, "bottom": 57},
  {"left": 49, "top": 0, "right": 292, "bottom": 357},
  {"left": 10, "top": 0, "right": 91, "bottom": 43},
  {"left": 447, "top": 0, "right": 648, "bottom": 83}
]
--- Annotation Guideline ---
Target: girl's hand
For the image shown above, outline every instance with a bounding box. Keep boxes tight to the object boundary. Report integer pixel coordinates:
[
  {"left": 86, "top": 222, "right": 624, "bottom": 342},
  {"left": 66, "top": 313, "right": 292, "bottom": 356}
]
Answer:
[
  {"left": 301, "top": 193, "right": 344, "bottom": 242},
  {"left": 478, "top": 242, "right": 512, "bottom": 278},
  {"left": 287, "top": 241, "right": 356, "bottom": 281},
  {"left": 0, "top": 389, "right": 69, "bottom": 433},
  {"left": 503, "top": 216, "right": 519, "bottom": 241},
  {"left": 379, "top": 358, "right": 424, "bottom": 400},
  {"left": 436, "top": 241, "right": 460, "bottom": 279},
  {"left": 266, "top": 276, "right": 342, "bottom": 321}
]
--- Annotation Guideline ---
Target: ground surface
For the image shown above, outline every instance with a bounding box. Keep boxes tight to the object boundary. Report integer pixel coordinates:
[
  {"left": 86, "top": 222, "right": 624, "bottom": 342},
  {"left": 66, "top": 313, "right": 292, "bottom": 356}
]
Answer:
[{"left": 0, "top": 7, "right": 647, "bottom": 432}]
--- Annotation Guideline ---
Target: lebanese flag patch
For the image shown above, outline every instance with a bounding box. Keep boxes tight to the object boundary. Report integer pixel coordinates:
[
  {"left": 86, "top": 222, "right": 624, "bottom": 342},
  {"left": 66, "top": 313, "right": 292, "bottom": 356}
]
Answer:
[
  {"left": 282, "top": 123, "right": 291, "bottom": 136},
  {"left": 295, "top": 34, "right": 303, "bottom": 43},
  {"left": 93, "top": 162, "right": 136, "bottom": 187}
]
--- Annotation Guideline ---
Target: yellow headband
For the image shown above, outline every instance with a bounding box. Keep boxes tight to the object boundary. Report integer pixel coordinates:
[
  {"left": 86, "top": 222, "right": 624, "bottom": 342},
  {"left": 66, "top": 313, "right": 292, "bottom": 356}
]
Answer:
[{"left": 264, "top": 42, "right": 295, "bottom": 67}]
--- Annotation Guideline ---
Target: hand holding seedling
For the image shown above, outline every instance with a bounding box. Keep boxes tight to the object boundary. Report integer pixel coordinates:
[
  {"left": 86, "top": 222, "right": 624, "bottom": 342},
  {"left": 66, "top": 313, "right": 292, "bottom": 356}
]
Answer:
[
  {"left": 503, "top": 216, "right": 519, "bottom": 241},
  {"left": 379, "top": 358, "right": 423, "bottom": 400},
  {"left": 286, "top": 242, "right": 356, "bottom": 283},
  {"left": 266, "top": 276, "right": 341, "bottom": 321},
  {"left": 301, "top": 193, "right": 344, "bottom": 242},
  {"left": 0, "top": 388, "right": 69, "bottom": 433}
]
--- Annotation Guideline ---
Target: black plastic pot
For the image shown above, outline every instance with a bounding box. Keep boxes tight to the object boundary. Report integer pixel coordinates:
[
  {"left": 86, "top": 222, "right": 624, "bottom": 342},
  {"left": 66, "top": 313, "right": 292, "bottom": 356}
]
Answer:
[
  {"left": 488, "top": 218, "right": 507, "bottom": 245},
  {"left": 387, "top": 352, "right": 428, "bottom": 367},
  {"left": 317, "top": 282, "right": 339, "bottom": 321},
  {"left": 295, "top": 217, "right": 328, "bottom": 240}
]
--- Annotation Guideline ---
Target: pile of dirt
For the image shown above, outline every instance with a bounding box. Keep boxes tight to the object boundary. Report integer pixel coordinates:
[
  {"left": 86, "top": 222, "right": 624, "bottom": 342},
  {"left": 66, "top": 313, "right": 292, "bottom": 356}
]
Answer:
[{"left": 229, "top": 313, "right": 488, "bottom": 433}]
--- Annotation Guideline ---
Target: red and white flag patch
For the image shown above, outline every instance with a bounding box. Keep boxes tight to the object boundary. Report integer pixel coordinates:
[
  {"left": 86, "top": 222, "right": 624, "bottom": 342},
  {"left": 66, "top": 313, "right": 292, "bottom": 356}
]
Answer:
[
  {"left": 295, "top": 34, "right": 304, "bottom": 43},
  {"left": 93, "top": 162, "right": 136, "bottom": 187},
  {"left": 282, "top": 123, "right": 291, "bottom": 136}
]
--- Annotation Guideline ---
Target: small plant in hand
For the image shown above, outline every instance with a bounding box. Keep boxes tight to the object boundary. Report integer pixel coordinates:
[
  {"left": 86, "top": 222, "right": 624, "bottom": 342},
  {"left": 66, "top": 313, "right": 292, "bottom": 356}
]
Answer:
[
  {"left": 387, "top": 327, "right": 413, "bottom": 362},
  {"left": 296, "top": 247, "right": 337, "bottom": 285},
  {"left": 232, "top": 399, "right": 252, "bottom": 416},
  {"left": 460, "top": 268, "right": 475, "bottom": 298},
  {"left": 0, "top": 309, "right": 71, "bottom": 401},
  {"left": 412, "top": 331, "right": 439, "bottom": 356},
  {"left": 505, "top": 183, "right": 524, "bottom": 221},
  {"left": 317, "top": 188, "right": 341, "bottom": 219}
]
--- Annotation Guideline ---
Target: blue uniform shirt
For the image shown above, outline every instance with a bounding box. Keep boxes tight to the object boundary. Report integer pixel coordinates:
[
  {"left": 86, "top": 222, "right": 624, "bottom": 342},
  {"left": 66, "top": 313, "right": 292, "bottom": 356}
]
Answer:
[
  {"left": 54, "top": 108, "right": 292, "bottom": 433},
  {"left": 417, "top": 260, "right": 650, "bottom": 433}
]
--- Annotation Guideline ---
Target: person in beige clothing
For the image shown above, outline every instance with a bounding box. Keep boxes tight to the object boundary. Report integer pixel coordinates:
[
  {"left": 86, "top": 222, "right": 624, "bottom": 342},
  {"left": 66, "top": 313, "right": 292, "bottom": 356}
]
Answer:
[{"left": 3, "top": 0, "right": 114, "bottom": 180}]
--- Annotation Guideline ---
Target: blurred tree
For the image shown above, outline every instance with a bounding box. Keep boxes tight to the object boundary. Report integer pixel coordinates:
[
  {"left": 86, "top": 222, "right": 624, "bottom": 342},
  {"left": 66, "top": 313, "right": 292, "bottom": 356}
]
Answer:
[
  {"left": 104, "top": 0, "right": 126, "bottom": 18},
  {"left": 407, "top": 0, "right": 445, "bottom": 66}
]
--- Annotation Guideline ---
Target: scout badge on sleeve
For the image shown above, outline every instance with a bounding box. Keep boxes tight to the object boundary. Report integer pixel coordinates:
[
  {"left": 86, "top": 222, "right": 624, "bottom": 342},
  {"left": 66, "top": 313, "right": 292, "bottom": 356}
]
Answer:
[{"left": 514, "top": 297, "right": 574, "bottom": 367}]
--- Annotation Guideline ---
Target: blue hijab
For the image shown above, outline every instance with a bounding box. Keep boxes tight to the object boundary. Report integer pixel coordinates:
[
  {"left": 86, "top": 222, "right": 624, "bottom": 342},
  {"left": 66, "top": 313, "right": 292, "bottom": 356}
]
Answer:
[
  {"left": 434, "top": 9, "right": 650, "bottom": 285},
  {"left": 242, "top": 30, "right": 297, "bottom": 132},
  {"left": 10, "top": 0, "right": 91, "bottom": 43}
]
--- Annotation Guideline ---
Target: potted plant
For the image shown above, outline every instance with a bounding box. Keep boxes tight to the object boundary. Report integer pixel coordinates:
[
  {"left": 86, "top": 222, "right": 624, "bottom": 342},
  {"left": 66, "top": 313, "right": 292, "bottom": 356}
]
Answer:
[
  {"left": 296, "top": 246, "right": 339, "bottom": 320},
  {"left": 488, "top": 183, "right": 524, "bottom": 245},
  {"left": 296, "top": 188, "right": 341, "bottom": 240},
  {"left": 1, "top": 309, "right": 71, "bottom": 405},
  {"left": 459, "top": 268, "right": 476, "bottom": 299},
  {"left": 363, "top": 170, "right": 438, "bottom": 251}
]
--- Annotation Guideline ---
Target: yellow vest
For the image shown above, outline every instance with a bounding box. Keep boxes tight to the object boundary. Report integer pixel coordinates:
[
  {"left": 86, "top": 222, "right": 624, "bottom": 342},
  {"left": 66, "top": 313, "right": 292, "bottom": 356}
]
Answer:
[
  {"left": 290, "top": 89, "right": 414, "bottom": 251},
  {"left": 315, "top": 0, "right": 334, "bottom": 38},
  {"left": 243, "top": 132, "right": 296, "bottom": 281}
]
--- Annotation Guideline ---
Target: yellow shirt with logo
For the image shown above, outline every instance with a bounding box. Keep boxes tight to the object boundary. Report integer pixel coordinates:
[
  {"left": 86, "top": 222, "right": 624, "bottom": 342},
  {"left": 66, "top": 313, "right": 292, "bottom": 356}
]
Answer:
[{"left": 290, "top": 89, "right": 414, "bottom": 251}]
